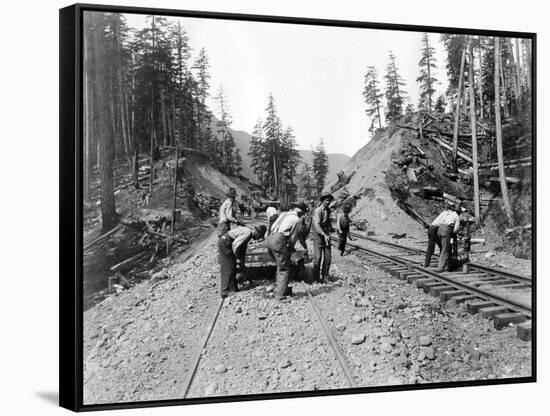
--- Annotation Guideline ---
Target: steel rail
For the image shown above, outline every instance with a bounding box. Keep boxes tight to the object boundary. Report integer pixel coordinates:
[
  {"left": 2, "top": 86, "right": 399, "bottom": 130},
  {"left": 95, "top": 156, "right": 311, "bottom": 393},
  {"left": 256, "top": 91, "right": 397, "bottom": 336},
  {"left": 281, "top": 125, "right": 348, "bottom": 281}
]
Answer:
[
  {"left": 307, "top": 292, "right": 357, "bottom": 388},
  {"left": 345, "top": 240, "right": 531, "bottom": 317},
  {"left": 181, "top": 297, "right": 225, "bottom": 398},
  {"left": 348, "top": 232, "right": 531, "bottom": 284}
]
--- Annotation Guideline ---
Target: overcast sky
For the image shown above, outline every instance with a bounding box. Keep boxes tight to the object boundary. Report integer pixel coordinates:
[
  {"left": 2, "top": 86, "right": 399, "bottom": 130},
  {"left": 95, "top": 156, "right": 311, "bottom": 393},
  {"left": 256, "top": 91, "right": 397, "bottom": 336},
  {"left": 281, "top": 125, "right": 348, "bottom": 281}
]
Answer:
[{"left": 122, "top": 12, "right": 449, "bottom": 157}]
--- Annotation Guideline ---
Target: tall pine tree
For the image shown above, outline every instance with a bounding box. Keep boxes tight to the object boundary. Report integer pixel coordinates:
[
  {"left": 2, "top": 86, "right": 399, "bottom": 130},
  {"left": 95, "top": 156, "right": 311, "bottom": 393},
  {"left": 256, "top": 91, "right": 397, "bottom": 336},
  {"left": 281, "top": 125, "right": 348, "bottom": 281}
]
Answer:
[
  {"left": 312, "top": 139, "right": 329, "bottom": 195},
  {"left": 363, "top": 66, "right": 384, "bottom": 131},
  {"left": 384, "top": 51, "right": 407, "bottom": 122},
  {"left": 417, "top": 33, "right": 438, "bottom": 111}
]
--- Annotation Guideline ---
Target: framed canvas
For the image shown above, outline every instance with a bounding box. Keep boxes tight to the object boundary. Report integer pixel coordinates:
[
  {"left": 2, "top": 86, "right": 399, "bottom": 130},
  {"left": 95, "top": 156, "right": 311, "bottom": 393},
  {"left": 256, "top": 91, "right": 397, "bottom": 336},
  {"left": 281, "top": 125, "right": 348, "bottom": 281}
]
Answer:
[{"left": 59, "top": 3, "right": 536, "bottom": 411}]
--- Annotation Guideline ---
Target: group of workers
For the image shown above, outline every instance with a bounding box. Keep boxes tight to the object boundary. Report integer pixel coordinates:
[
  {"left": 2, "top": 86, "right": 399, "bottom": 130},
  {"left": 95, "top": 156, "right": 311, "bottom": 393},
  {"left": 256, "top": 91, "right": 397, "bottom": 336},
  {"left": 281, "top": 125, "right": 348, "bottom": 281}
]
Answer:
[
  {"left": 216, "top": 186, "right": 465, "bottom": 300},
  {"left": 216, "top": 187, "right": 355, "bottom": 300}
]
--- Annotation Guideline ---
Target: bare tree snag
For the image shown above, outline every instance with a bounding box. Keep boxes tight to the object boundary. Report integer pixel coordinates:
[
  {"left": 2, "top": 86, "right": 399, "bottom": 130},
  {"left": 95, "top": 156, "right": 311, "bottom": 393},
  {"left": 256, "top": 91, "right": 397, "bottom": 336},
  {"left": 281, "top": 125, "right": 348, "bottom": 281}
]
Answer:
[
  {"left": 468, "top": 42, "right": 481, "bottom": 225},
  {"left": 452, "top": 46, "right": 467, "bottom": 172},
  {"left": 494, "top": 37, "right": 515, "bottom": 226}
]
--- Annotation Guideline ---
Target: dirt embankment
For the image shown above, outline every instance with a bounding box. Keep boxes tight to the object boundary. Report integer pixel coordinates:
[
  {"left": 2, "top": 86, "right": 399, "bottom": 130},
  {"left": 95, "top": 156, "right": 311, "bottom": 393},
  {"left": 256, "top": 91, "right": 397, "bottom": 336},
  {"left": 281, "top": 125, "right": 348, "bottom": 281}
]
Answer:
[
  {"left": 326, "top": 114, "right": 532, "bottom": 273},
  {"left": 83, "top": 148, "right": 254, "bottom": 310}
]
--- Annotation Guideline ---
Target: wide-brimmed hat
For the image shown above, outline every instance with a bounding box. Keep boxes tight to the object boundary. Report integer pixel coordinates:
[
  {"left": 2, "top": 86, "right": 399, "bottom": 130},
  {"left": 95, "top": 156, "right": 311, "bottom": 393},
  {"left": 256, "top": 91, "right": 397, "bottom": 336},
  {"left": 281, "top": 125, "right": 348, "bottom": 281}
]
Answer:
[
  {"left": 254, "top": 225, "right": 267, "bottom": 239},
  {"left": 226, "top": 187, "right": 237, "bottom": 197},
  {"left": 292, "top": 201, "right": 309, "bottom": 212},
  {"left": 319, "top": 192, "right": 334, "bottom": 202}
]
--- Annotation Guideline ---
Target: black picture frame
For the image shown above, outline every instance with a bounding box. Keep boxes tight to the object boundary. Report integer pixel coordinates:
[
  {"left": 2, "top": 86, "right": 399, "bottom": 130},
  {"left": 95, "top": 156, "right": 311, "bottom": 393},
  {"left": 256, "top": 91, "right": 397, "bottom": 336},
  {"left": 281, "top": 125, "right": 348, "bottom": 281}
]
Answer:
[{"left": 60, "top": 3, "right": 536, "bottom": 412}]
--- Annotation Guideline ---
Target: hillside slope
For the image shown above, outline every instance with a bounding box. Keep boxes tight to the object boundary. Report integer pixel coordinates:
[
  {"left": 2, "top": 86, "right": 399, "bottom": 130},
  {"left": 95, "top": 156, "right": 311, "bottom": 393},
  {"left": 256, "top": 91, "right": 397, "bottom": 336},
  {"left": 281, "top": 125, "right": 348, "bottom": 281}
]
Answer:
[{"left": 325, "top": 127, "right": 426, "bottom": 240}]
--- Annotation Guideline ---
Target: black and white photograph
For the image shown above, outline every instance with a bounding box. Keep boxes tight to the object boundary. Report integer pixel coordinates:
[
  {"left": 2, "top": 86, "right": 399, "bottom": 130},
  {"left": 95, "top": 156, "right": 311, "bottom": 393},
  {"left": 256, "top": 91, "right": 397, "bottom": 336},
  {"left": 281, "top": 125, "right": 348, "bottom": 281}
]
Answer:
[{"left": 60, "top": 3, "right": 534, "bottom": 410}]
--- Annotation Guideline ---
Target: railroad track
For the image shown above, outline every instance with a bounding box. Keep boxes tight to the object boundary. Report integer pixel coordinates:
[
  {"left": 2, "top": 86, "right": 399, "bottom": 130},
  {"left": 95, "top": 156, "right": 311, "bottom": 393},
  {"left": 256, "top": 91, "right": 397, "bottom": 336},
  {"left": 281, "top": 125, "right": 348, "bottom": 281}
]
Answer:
[
  {"left": 180, "top": 287, "right": 358, "bottom": 398},
  {"left": 340, "top": 237, "right": 532, "bottom": 341},
  {"left": 348, "top": 231, "right": 532, "bottom": 286},
  {"left": 243, "top": 216, "right": 531, "bottom": 341}
]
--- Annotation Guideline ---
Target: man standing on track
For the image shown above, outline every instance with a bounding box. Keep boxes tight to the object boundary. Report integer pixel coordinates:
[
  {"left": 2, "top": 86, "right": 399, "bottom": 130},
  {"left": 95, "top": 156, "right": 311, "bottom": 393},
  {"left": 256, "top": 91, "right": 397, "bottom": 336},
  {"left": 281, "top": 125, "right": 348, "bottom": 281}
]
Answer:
[
  {"left": 266, "top": 202, "right": 308, "bottom": 300},
  {"left": 218, "top": 188, "right": 244, "bottom": 237},
  {"left": 336, "top": 204, "right": 353, "bottom": 256},
  {"left": 424, "top": 203, "right": 462, "bottom": 272},
  {"left": 312, "top": 192, "right": 334, "bottom": 282},
  {"left": 218, "top": 224, "right": 267, "bottom": 298}
]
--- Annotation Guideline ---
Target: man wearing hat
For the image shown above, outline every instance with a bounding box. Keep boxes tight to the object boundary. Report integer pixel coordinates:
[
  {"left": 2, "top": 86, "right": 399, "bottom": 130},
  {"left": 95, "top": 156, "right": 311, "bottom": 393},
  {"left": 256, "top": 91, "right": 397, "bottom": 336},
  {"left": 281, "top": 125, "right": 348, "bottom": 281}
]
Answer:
[
  {"left": 266, "top": 202, "right": 308, "bottom": 300},
  {"left": 312, "top": 192, "right": 335, "bottom": 282},
  {"left": 218, "top": 187, "right": 244, "bottom": 237},
  {"left": 218, "top": 224, "right": 267, "bottom": 298},
  {"left": 424, "top": 202, "right": 463, "bottom": 272}
]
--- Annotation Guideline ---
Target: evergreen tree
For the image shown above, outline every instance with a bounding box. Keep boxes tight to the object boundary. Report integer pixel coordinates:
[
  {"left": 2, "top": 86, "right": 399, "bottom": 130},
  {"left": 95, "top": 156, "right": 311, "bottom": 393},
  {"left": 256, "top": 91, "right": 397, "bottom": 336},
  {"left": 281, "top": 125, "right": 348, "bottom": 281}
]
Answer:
[
  {"left": 384, "top": 51, "right": 407, "bottom": 122},
  {"left": 297, "top": 163, "right": 315, "bottom": 200},
  {"left": 84, "top": 12, "right": 118, "bottom": 231},
  {"left": 417, "top": 33, "right": 438, "bottom": 111},
  {"left": 435, "top": 94, "right": 446, "bottom": 113},
  {"left": 192, "top": 48, "right": 211, "bottom": 151},
  {"left": 312, "top": 139, "right": 329, "bottom": 195},
  {"left": 248, "top": 119, "right": 269, "bottom": 187},
  {"left": 248, "top": 95, "right": 300, "bottom": 197},
  {"left": 441, "top": 34, "right": 468, "bottom": 97},
  {"left": 214, "top": 86, "right": 239, "bottom": 175},
  {"left": 363, "top": 66, "right": 384, "bottom": 130}
]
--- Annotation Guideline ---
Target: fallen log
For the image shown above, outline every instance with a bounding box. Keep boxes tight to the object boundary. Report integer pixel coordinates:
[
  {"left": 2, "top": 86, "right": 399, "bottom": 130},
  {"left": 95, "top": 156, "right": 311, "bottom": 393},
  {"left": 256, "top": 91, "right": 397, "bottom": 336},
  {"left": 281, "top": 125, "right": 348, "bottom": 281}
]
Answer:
[
  {"left": 110, "top": 251, "right": 149, "bottom": 272},
  {"left": 84, "top": 223, "right": 122, "bottom": 251},
  {"left": 430, "top": 136, "right": 473, "bottom": 163},
  {"left": 121, "top": 220, "right": 189, "bottom": 244},
  {"left": 397, "top": 124, "right": 486, "bottom": 140}
]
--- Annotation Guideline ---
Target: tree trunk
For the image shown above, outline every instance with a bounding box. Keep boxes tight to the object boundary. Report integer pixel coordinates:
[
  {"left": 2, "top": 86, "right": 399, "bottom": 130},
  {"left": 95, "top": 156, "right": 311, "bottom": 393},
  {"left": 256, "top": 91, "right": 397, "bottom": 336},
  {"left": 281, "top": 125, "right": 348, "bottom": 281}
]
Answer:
[
  {"left": 149, "top": 16, "right": 155, "bottom": 197},
  {"left": 508, "top": 39, "right": 520, "bottom": 112},
  {"left": 469, "top": 43, "right": 481, "bottom": 225},
  {"left": 171, "top": 125, "right": 180, "bottom": 236},
  {"left": 133, "top": 143, "right": 139, "bottom": 189},
  {"left": 83, "top": 25, "right": 92, "bottom": 205},
  {"left": 499, "top": 53, "right": 510, "bottom": 119},
  {"left": 477, "top": 44, "right": 484, "bottom": 120},
  {"left": 109, "top": 75, "right": 119, "bottom": 173},
  {"left": 160, "top": 88, "right": 168, "bottom": 147},
  {"left": 452, "top": 46, "right": 467, "bottom": 172},
  {"left": 494, "top": 37, "right": 515, "bottom": 227},
  {"left": 514, "top": 38, "right": 522, "bottom": 102},
  {"left": 524, "top": 39, "right": 532, "bottom": 92},
  {"left": 93, "top": 14, "right": 118, "bottom": 232}
]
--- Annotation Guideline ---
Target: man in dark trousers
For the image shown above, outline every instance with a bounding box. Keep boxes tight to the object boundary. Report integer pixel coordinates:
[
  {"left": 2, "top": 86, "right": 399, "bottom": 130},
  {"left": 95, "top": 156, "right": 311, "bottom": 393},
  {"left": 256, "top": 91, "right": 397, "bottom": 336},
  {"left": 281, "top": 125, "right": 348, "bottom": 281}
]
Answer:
[
  {"left": 336, "top": 204, "right": 353, "bottom": 256},
  {"left": 218, "top": 224, "right": 267, "bottom": 298},
  {"left": 266, "top": 202, "right": 307, "bottom": 300},
  {"left": 312, "top": 192, "right": 334, "bottom": 282},
  {"left": 218, "top": 188, "right": 243, "bottom": 237},
  {"left": 424, "top": 203, "right": 462, "bottom": 272}
]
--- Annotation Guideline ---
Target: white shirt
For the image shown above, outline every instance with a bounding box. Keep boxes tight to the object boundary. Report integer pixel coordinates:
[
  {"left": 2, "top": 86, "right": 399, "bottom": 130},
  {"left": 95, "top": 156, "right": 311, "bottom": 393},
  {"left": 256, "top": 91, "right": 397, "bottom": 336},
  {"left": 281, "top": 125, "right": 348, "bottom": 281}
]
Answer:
[
  {"left": 432, "top": 210, "right": 460, "bottom": 233},
  {"left": 270, "top": 211, "right": 301, "bottom": 245},
  {"left": 266, "top": 206, "right": 277, "bottom": 220},
  {"left": 227, "top": 226, "right": 254, "bottom": 254},
  {"left": 219, "top": 198, "right": 239, "bottom": 224}
]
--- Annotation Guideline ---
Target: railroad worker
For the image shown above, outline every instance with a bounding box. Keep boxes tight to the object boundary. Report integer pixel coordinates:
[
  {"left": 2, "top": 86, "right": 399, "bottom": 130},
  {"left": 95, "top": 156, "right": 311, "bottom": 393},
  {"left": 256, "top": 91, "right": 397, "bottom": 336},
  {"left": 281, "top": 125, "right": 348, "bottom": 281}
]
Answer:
[
  {"left": 218, "top": 188, "right": 244, "bottom": 237},
  {"left": 297, "top": 209, "right": 312, "bottom": 250},
  {"left": 218, "top": 224, "right": 267, "bottom": 298},
  {"left": 424, "top": 203, "right": 462, "bottom": 272},
  {"left": 312, "top": 192, "right": 335, "bottom": 282},
  {"left": 266, "top": 205, "right": 279, "bottom": 235},
  {"left": 336, "top": 204, "right": 353, "bottom": 256},
  {"left": 266, "top": 202, "right": 308, "bottom": 300}
]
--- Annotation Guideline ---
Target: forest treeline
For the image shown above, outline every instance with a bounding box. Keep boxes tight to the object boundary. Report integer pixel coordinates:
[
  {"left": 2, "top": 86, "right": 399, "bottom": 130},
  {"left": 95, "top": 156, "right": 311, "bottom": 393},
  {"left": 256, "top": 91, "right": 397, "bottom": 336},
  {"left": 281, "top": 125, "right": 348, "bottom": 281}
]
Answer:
[
  {"left": 363, "top": 33, "right": 532, "bottom": 131},
  {"left": 362, "top": 32, "right": 532, "bottom": 226},
  {"left": 84, "top": 12, "right": 331, "bottom": 231},
  {"left": 84, "top": 12, "right": 246, "bottom": 230}
]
